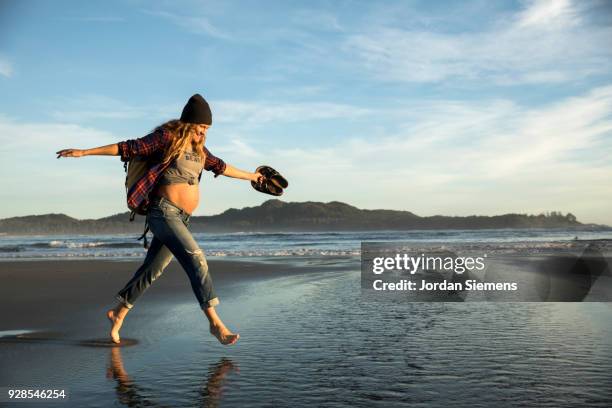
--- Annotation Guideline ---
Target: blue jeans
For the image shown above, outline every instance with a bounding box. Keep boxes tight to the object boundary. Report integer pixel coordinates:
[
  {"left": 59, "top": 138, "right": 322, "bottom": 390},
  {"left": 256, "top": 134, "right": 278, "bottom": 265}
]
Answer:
[{"left": 116, "top": 196, "right": 219, "bottom": 310}]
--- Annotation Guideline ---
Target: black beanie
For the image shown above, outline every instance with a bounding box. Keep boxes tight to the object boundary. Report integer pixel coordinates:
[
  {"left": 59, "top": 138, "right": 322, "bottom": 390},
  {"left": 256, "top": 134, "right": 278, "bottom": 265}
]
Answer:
[{"left": 180, "top": 94, "right": 212, "bottom": 125}]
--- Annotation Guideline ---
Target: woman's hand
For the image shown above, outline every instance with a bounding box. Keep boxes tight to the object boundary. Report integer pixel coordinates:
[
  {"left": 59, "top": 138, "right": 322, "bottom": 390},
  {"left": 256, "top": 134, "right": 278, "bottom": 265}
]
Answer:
[
  {"left": 56, "top": 148, "right": 86, "bottom": 158},
  {"left": 253, "top": 171, "right": 264, "bottom": 184}
]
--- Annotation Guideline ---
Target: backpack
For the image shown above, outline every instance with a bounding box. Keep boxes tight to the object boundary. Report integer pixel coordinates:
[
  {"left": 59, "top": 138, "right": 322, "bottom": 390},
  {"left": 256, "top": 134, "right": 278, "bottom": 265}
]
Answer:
[
  {"left": 122, "top": 153, "right": 162, "bottom": 249},
  {"left": 124, "top": 155, "right": 151, "bottom": 218}
]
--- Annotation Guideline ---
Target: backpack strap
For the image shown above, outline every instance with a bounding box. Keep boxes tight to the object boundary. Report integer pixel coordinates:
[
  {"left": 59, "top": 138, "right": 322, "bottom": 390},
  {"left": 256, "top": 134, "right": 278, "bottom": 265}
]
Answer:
[
  {"left": 137, "top": 219, "right": 150, "bottom": 249},
  {"left": 128, "top": 209, "right": 149, "bottom": 248}
]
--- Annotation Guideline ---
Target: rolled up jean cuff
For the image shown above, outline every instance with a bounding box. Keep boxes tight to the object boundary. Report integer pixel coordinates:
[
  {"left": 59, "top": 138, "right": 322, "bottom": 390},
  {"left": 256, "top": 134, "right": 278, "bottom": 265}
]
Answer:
[
  {"left": 116, "top": 294, "right": 134, "bottom": 309},
  {"left": 202, "top": 297, "right": 220, "bottom": 309}
]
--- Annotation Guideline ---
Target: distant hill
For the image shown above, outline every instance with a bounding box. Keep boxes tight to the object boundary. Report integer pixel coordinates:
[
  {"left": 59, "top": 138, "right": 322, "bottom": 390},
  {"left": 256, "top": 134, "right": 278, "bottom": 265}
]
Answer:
[{"left": 0, "top": 199, "right": 606, "bottom": 235}]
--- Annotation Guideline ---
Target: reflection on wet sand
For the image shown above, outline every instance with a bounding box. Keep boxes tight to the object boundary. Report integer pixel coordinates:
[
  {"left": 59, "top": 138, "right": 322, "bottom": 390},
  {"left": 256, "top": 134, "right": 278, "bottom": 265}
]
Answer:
[
  {"left": 199, "top": 357, "right": 240, "bottom": 407},
  {"left": 0, "top": 331, "right": 139, "bottom": 347},
  {"left": 107, "top": 347, "right": 239, "bottom": 408}
]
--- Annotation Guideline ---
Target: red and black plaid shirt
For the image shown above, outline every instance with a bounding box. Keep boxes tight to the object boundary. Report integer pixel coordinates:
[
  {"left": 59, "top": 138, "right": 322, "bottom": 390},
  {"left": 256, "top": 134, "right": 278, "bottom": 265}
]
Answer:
[{"left": 118, "top": 128, "right": 227, "bottom": 212}]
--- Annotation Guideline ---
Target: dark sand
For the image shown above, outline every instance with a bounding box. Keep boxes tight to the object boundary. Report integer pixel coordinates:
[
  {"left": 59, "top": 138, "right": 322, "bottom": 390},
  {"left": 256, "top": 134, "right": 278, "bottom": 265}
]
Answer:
[{"left": 0, "top": 258, "right": 341, "bottom": 329}]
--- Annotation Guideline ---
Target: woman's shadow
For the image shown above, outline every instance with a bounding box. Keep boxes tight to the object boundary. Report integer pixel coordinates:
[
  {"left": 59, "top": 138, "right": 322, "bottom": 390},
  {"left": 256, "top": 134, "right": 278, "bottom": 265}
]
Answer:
[{"left": 107, "top": 347, "right": 239, "bottom": 408}]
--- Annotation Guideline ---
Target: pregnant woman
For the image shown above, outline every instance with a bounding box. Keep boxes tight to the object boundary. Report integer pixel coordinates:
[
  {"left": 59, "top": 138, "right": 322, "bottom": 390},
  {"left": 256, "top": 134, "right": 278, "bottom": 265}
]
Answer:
[{"left": 56, "top": 94, "right": 263, "bottom": 346}]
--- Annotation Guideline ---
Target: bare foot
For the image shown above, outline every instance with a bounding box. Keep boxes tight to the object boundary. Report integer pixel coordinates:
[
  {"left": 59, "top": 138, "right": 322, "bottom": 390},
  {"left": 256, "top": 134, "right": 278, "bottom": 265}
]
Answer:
[
  {"left": 210, "top": 325, "right": 239, "bottom": 345},
  {"left": 106, "top": 310, "right": 123, "bottom": 344}
]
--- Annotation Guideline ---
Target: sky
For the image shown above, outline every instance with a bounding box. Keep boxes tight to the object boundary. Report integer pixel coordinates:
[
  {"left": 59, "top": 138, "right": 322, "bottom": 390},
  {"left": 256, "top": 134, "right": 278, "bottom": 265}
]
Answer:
[{"left": 0, "top": 0, "right": 611, "bottom": 224}]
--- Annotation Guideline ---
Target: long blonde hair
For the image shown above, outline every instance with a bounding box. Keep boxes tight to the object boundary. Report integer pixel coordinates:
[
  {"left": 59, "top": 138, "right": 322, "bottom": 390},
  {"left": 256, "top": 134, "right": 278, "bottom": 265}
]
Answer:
[{"left": 154, "top": 119, "right": 207, "bottom": 166}]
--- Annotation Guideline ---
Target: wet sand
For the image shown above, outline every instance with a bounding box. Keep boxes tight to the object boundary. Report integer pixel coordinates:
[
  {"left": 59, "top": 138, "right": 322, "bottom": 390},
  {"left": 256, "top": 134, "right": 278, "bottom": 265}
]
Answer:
[
  {"left": 1, "top": 258, "right": 611, "bottom": 407},
  {"left": 0, "top": 258, "right": 341, "bottom": 329}
]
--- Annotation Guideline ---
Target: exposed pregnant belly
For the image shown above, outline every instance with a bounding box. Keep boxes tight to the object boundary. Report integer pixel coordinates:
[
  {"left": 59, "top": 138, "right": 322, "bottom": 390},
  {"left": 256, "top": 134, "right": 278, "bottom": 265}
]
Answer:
[{"left": 153, "top": 184, "right": 200, "bottom": 215}]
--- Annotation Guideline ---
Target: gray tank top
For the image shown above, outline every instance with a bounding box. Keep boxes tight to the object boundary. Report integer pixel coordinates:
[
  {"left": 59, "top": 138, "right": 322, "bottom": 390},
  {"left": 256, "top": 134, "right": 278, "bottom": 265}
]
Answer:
[{"left": 158, "top": 147, "right": 204, "bottom": 185}]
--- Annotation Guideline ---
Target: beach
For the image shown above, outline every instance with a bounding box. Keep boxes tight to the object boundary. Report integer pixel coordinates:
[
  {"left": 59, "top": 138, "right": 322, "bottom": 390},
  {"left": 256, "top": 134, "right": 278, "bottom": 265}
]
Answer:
[
  {"left": 0, "top": 258, "right": 333, "bottom": 325},
  {"left": 1, "top": 255, "right": 612, "bottom": 407}
]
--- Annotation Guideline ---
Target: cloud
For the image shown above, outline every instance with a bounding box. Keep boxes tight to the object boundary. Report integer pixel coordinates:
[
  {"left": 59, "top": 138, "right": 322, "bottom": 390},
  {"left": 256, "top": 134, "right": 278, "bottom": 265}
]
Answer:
[
  {"left": 290, "top": 9, "right": 343, "bottom": 32},
  {"left": 516, "top": 0, "right": 580, "bottom": 28},
  {"left": 222, "top": 138, "right": 261, "bottom": 158},
  {"left": 58, "top": 16, "right": 126, "bottom": 23},
  {"left": 342, "top": 0, "right": 612, "bottom": 84},
  {"left": 47, "top": 94, "right": 168, "bottom": 122},
  {"left": 213, "top": 100, "right": 371, "bottom": 126},
  {"left": 0, "top": 115, "right": 127, "bottom": 218},
  {"left": 0, "top": 114, "right": 118, "bottom": 154},
  {"left": 144, "top": 10, "right": 231, "bottom": 40},
  {"left": 0, "top": 56, "right": 13, "bottom": 78},
  {"left": 255, "top": 85, "right": 612, "bottom": 223}
]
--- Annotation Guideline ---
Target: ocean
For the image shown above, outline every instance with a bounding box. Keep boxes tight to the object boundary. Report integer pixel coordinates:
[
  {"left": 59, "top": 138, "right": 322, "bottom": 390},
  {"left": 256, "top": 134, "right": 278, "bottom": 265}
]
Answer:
[{"left": 1, "top": 228, "right": 611, "bottom": 260}]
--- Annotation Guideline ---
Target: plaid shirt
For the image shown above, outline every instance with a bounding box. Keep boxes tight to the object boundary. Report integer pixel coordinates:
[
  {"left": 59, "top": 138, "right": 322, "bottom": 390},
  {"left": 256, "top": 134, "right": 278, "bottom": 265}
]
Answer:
[{"left": 118, "top": 128, "right": 227, "bottom": 213}]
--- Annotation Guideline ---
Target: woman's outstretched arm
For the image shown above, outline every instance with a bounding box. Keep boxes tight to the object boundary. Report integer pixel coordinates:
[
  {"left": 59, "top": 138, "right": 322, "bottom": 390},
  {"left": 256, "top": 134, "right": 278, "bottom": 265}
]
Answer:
[
  {"left": 222, "top": 164, "right": 262, "bottom": 183},
  {"left": 56, "top": 143, "right": 119, "bottom": 158}
]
